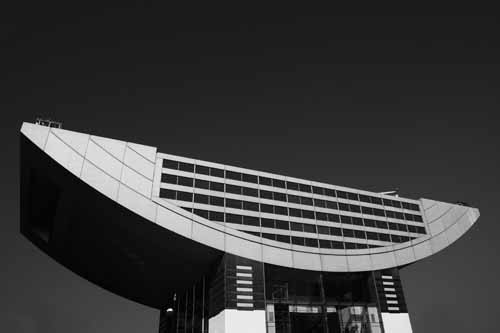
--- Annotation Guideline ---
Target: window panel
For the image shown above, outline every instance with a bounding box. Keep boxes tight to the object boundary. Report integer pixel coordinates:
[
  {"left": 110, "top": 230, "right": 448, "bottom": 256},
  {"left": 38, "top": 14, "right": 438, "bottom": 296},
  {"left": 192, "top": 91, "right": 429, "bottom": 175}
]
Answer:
[
  {"left": 261, "top": 218, "right": 275, "bottom": 229},
  {"left": 243, "top": 216, "right": 260, "bottom": 226},
  {"left": 300, "top": 197, "right": 313, "bottom": 206},
  {"left": 276, "top": 234, "right": 291, "bottom": 243},
  {"left": 290, "top": 222, "right": 303, "bottom": 231},
  {"left": 159, "top": 188, "right": 176, "bottom": 199},
  {"left": 315, "top": 212, "right": 328, "bottom": 221},
  {"left": 259, "top": 176, "right": 272, "bottom": 186},
  {"left": 177, "top": 191, "right": 193, "bottom": 202},
  {"left": 273, "top": 179, "right": 286, "bottom": 188},
  {"left": 305, "top": 238, "right": 318, "bottom": 247},
  {"left": 179, "top": 162, "right": 194, "bottom": 172},
  {"left": 312, "top": 186, "right": 324, "bottom": 195},
  {"left": 209, "top": 196, "right": 224, "bottom": 206},
  {"left": 303, "top": 224, "right": 317, "bottom": 234},
  {"left": 194, "top": 209, "right": 208, "bottom": 219},
  {"left": 292, "top": 236, "right": 305, "bottom": 246},
  {"left": 195, "top": 165, "right": 209, "bottom": 175},
  {"left": 242, "top": 187, "right": 258, "bottom": 197},
  {"left": 299, "top": 183, "right": 312, "bottom": 193},
  {"left": 226, "top": 199, "right": 242, "bottom": 209},
  {"left": 161, "top": 174, "right": 177, "bottom": 184},
  {"left": 210, "top": 167, "right": 224, "bottom": 178},
  {"left": 287, "top": 195, "right": 300, "bottom": 204},
  {"left": 286, "top": 182, "right": 299, "bottom": 191},
  {"left": 275, "top": 220, "right": 290, "bottom": 230},
  {"left": 274, "top": 206, "right": 288, "bottom": 215},
  {"left": 260, "top": 204, "right": 274, "bottom": 214},
  {"left": 242, "top": 173, "right": 258, "bottom": 183},
  {"left": 210, "top": 181, "right": 224, "bottom": 192},
  {"left": 195, "top": 179, "right": 209, "bottom": 189},
  {"left": 318, "top": 226, "right": 330, "bottom": 235},
  {"left": 210, "top": 211, "right": 224, "bottom": 222},
  {"left": 243, "top": 201, "right": 259, "bottom": 211},
  {"left": 226, "top": 213, "right": 242, "bottom": 224},
  {"left": 194, "top": 193, "right": 209, "bottom": 204},
  {"left": 178, "top": 176, "right": 194, "bottom": 187},
  {"left": 314, "top": 199, "right": 326, "bottom": 208},
  {"left": 226, "top": 184, "right": 241, "bottom": 194},
  {"left": 162, "top": 159, "right": 178, "bottom": 170},
  {"left": 273, "top": 192, "right": 287, "bottom": 202},
  {"left": 302, "top": 210, "right": 315, "bottom": 220},
  {"left": 319, "top": 239, "right": 332, "bottom": 248}
]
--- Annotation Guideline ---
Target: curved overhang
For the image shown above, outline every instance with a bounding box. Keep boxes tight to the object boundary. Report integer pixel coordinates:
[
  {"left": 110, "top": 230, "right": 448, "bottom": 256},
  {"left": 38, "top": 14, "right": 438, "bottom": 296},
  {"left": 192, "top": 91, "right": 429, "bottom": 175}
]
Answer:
[{"left": 20, "top": 122, "right": 479, "bottom": 308}]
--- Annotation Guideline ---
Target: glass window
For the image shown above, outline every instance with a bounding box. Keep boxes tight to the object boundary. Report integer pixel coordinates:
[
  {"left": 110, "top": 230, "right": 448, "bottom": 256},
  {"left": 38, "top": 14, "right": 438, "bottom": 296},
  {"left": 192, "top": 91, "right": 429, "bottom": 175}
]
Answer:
[
  {"left": 363, "top": 219, "right": 375, "bottom": 227},
  {"left": 398, "top": 223, "right": 408, "bottom": 232},
  {"left": 410, "top": 203, "right": 420, "bottom": 211},
  {"left": 287, "top": 195, "right": 300, "bottom": 204},
  {"left": 376, "top": 220, "right": 388, "bottom": 229},
  {"left": 225, "top": 184, "right": 241, "bottom": 194},
  {"left": 262, "top": 233, "right": 276, "bottom": 241},
  {"left": 318, "top": 226, "right": 329, "bottom": 235},
  {"left": 379, "top": 233, "right": 390, "bottom": 242},
  {"left": 416, "top": 226, "right": 426, "bottom": 234},
  {"left": 367, "top": 231, "right": 378, "bottom": 240},
  {"left": 177, "top": 191, "right": 193, "bottom": 202},
  {"left": 181, "top": 207, "right": 192, "bottom": 212},
  {"left": 273, "top": 179, "right": 286, "bottom": 188},
  {"left": 301, "top": 197, "right": 313, "bottom": 206},
  {"left": 347, "top": 192, "right": 358, "bottom": 201},
  {"left": 260, "top": 190, "right": 273, "bottom": 199},
  {"left": 324, "top": 188, "right": 336, "bottom": 197},
  {"left": 356, "top": 243, "right": 368, "bottom": 249},
  {"left": 302, "top": 210, "right": 315, "bottom": 220},
  {"left": 402, "top": 202, "right": 412, "bottom": 210},
  {"left": 161, "top": 174, "right": 177, "bottom": 184},
  {"left": 195, "top": 179, "right": 209, "bottom": 189},
  {"left": 319, "top": 239, "right": 331, "bottom": 248},
  {"left": 209, "top": 196, "right": 224, "bottom": 206},
  {"left": 340, "top": 215, "right": 351, "bottom": 224},
  {"left": 226, "top": 199, "right": 242, "bottom": 209},
  {"left": 243, "top": 216, "right": 260, "bottom": 226},
  {"left": 261, "top": 218, "right": 275, "bottom": 229},
  {"left": 404, "top": 213, "right": 414, "bottom": 221},
  {"left": 194, "top": 193, "right": 209, "bottom": 204},
  {"left": 178, "top": 176, "right": 194, "bottom": 187},
  {"left": 274, "top": 206, "right": 288, "bottom": 215},
  {"left": 332, "top": 241, "right": 344, "bottom": 249},
  {"left": 400, "top": 236, "right": 410, "bottom": 242},
  {"left": 383, "top": 198, "right": 393, "bottom": 207},
  {"left": 373, "top": 208, "right": 385, "bottom": 217},
  {"left": 359, "top": 194, "right": 371, "bottom": 203},
  {"left": 371, "top": 197, "right": 383, "bottom": 205},
  {"left": 260, "top": 204, "right": 274, "bottom": 214},
  {"left": 390, "top": 234, "right": 401, "bottom": 243},
  {"left": 242, "top": 173, "right": 258, "bottom": 183},
  {"left": 242, "top": 187, "right": 258, "bottom": 197},
  {"left": 210, "top": 211, "right": 224, "bottom": 222},
  {"left": 159, "top": 188, "right": 176, "bottom": 199},
  {"left": 354, "top": 230, "right": 366, "bottom": 239},
  {"left": 395, "top": 212, "right": 404, "bottom": 220},
  {"left": 195, "top": 165, "right": 209, "bottom": 175},
  {"left": 210, "top": 167, "right": 224, "bottom": 178},
  {"left": 210, "top": 181, "right": 224, "bottom": 192},
  {"left": 273, "top": 192, "right": 287, "bottom": 201},
  {"left": 290, "top": 222, "right": 303, "bottom": 231},
  {"left": 286, "top": 181, "right": 299, "bottom": 191},
  {"left": 179, "top": 162, "right": 194, "bottom": 172},
  {"left": 162, "top": 159, "right": 178, "bottom": 169},
  {"left": 259, "top": 176, "right": 272, "bottom": 186},
  {"left": 275, "top": 220, "right": 290, "bottom": 230},
  {"left": 314, "top": 199, "right": 326, "bottom": 208},
  {"left": 349, "top": 204, "right": 361, "bottom": 213},
  {"left": 328, "top": 214, "right": 339, "bottom": 222},
  {"left": 330, "top": 227, "right": 342, "bottom": 236},
  {"left": 337, "top": 191, "right": 348, "bottom": 199},
  {"left": 289, "top": 208, "right": 302, "bottom": 217},
  {"left": 315, "top": 212, "right": 328, "bottom": 221},
  {"left": 407, "top": 225, "right": 417, "bottom": 233},
  {"left": 276, "top": 234, "right": 291, "bottom": 243},
  {"left": 326, "top": 201, "right": 338, "bottom": 210},
  {"left": 338, "top": 203, "right": 349, "bottom": 211},
  {"left": 342, "top": 229, "right": 354, "bottom": 238},
  {"left": 299, "top": 183, "right": 312, "bottom": 193},
  {"left": 243, "top": 201, "right": 259, "bottom": 211},
  {"left": 362, "top": 206, "right": 373, "bottom": 215},
  {"left": 226, "top": 171, "right": 241, "bottom": 181},
  {"left": 385, "top": 210, "right": 395, "bottom": 218},
  {"left": 312, "top": 186, "right": 324, "bottom": 195},
  {"left": 194, "top": 209, "right": 208, "bottom": 219},
  {"left": 352, "top": 217, "right": 363, "bottom": 226},
  {"left": 292, "top": 236, "right": 305, "bottom": 246},
  {"left": 226, "top": 213, "right": 242, "bottom": 224},
  {"left": 392, "top": 200, "right": 402, "bottom": 208},
  {"left": 305, "top": 238, "right": 318, "bottom": 247},
  {"left": 303, "top": 224, "right": 317, "bottom": 234},
  {"left": 413, "top": 215, "right": 423, "bottom": 222},
  {"left": 344, "top": 242, "right": 356, "bottom": 249}
]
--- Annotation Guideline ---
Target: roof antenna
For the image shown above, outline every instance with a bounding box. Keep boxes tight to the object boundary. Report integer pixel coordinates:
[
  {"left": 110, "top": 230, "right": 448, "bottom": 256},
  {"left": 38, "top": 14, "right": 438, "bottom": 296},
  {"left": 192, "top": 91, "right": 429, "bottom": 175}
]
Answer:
[
  {"left": 35, "top": 117, "right": 62, "bottom": 129},
  {"left": 378, "top": 188, "right": 399, "bottom": 197}
]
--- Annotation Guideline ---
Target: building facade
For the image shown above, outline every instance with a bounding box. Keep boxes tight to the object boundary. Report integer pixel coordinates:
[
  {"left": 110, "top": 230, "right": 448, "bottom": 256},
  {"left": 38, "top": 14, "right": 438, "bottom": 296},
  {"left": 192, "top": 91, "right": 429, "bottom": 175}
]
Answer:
[{"left": 20, "top": 122, "right": 479, "bottom": 332}]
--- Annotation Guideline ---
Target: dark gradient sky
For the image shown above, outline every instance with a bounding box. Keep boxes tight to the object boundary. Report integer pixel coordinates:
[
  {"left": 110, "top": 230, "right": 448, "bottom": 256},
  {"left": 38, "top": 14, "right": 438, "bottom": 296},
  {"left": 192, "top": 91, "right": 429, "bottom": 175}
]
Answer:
[{"left": 1, "top": 5, "right": 499, "bottom": 332}]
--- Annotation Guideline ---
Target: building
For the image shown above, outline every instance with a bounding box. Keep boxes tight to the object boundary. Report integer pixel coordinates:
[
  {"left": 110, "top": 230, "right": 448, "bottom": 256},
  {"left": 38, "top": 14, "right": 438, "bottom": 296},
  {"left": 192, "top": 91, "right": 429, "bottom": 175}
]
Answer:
[{"left": 20, "top": 121, "right": 479, "bottom": 333}]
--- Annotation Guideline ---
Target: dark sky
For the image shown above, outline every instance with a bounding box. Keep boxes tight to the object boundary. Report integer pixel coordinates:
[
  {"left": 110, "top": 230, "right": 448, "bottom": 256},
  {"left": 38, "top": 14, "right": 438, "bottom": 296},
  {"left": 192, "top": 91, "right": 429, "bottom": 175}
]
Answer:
[{"left": 1, "top": 4, "right": 499, "bottom": 332}]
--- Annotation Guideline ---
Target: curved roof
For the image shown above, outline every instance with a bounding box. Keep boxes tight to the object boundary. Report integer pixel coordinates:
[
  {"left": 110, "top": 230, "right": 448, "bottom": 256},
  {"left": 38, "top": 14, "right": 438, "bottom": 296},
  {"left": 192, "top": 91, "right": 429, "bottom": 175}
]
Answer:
[{"left": 20, "top": 122, "right": 479, "bottom": 275}]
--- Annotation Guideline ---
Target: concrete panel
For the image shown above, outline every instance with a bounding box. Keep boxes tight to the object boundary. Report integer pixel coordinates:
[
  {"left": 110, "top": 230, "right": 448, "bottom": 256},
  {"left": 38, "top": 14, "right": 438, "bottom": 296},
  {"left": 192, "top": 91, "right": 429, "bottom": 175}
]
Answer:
[
  {"left": 420, "top": 198, "right": 436, "bottom": 210},
  {"left": 80, "top": 160, "right": 119, "bottom": 200},
  {"left": 45, "top": 133, "right": 84, "bottom": 177},
  {"left": 117, "top": 184, "right": 157, "bottom": 222},
  {"left": 412, "top": 240, "right": 433, "bottom": 261},
  {"left": 225, "top": 235, "right": 262, "bottom": 262},
  {"left": 191, "top": 222, "right": 225, "bottom": 251},
  {"left": 21, "top": 122, "right": 50, "bottom": 150},
  {"left": 429, "top": 231, "right": 450, "bottom": 253},
  {"left": 127, "top": 142, "right": 156, "bottom": 162},
  {"left": 370, "top": 252, "right": 397, "bottom": 270},
  {"left": 262, "top": 246, "right": 293, "bottom": 268},
  {"left": 121, "top": 165, "right": 152, "bottom": 198},
  {"left": 91, "top": 135, "right": 126, "bottom": 161},
  {"left": 428, "top": 218, "right": 445, "bottom": 236},
  {"left": 51, "top": 128, "right": 89, "bottom": 155},
  {"left": 292, "top": 251, "right": 322, "bottom": 271},
  {"left": 321, "top": 254, "right": 349, "bottom": 271},
  {"left": 381, "top": 312, "right": 413, "bottom": 333},
  {"left": 347, "top": 254, "right": 373, "bottom": 272},
  {"left": 425, "top": 202, "right": 452, "bottom": 223},
  {"left": 155, "top": 205, "right": 192, "bottom": 239},
  {"left": 394, "top": 246, "right": 416, "bottom": 266},
  {"left": 85, "top": 140, "right": 123, "bottom": 180},
  {"left": 124, "top": 146, "right": 155, "bottom": 180}
]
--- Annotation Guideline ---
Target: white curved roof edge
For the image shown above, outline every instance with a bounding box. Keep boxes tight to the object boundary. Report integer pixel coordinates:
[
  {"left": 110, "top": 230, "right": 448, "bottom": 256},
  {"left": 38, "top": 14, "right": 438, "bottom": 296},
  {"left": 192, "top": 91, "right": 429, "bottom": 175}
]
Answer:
[{"left": 20, "top": 122, "right": 480, "bottom": 272}]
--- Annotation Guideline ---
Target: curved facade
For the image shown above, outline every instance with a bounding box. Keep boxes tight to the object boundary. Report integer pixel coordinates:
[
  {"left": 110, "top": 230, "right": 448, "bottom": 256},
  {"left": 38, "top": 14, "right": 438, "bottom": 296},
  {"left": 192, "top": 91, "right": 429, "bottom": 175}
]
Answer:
[{"left": 20, "top": 122, "right": 479, "bottom": 333}]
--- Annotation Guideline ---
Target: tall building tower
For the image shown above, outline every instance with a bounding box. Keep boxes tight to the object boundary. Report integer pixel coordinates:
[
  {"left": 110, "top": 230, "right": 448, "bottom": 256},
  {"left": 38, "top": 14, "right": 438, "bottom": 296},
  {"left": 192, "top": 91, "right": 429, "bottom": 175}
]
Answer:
[{"left": 20, "top": 121, "right": 479, "bottom": 332}]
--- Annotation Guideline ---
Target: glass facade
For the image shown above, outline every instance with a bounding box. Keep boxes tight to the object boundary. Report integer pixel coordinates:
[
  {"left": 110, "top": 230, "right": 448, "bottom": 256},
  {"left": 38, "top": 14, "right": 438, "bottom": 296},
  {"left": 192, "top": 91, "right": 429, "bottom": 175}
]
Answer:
[{"left": 160, "top": 254, "right": 401, "bottom": 333}]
